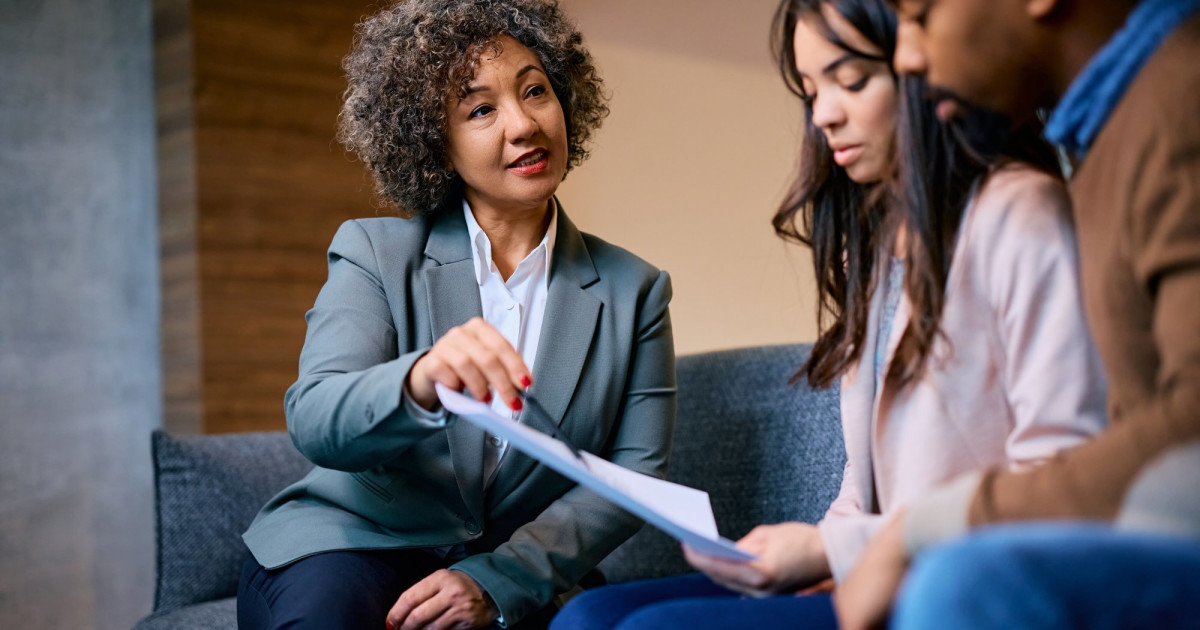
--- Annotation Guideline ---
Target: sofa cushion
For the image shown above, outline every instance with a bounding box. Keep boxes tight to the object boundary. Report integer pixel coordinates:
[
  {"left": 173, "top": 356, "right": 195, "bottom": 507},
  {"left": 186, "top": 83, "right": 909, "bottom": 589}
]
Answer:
[
  {"left": 134, "top": 597, "right": 237, "bottom": 630},
  {"left": 596, "top": 344, "right": 844, "bottom": 583},
  {"left": 150, "top": 430, "right": 313, "bottom": 613}
]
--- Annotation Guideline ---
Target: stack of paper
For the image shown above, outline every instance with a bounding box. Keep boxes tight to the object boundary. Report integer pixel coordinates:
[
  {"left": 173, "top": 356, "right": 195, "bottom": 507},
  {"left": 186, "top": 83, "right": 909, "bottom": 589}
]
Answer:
[{"left": 436, "top": 384, "right": 755, "bottom": 561}]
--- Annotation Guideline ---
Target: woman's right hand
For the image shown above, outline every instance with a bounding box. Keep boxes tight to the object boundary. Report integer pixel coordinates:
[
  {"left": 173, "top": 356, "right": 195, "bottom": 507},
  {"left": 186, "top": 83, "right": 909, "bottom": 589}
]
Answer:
[
  {"left": 683, "top": 522, "right": 831, "bottom": 596},
  {"left": 406, "top": 317, "right": 533, "bottom": 413}
]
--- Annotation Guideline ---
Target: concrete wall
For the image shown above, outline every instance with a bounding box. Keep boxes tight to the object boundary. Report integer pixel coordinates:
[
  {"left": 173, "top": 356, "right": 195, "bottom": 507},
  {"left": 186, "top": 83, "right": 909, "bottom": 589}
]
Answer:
[{"left": 0, "top": 0, "right": 160, "bottom": 628}]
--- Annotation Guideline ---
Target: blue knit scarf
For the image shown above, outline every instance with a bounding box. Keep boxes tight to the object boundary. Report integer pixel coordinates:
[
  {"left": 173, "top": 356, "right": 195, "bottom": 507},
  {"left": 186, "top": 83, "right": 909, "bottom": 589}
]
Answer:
[{"left": 1044, "top": 0, "right": 1200, "bottom": 156}]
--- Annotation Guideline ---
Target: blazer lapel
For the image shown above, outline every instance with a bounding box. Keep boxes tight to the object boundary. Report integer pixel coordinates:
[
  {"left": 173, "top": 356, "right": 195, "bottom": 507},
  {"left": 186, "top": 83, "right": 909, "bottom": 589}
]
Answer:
[
  {"left": 863, "top": 254, "right": 921, "bottom": 513},
  {"left": 842, "top": 276, "right": 883, "bottom": 514},
  {"left": 422, "top": 209, "right": 488, "bottom": 524},
  {"left": 875, "top": 291, "right": 911, "bottom": 412},
  {"left": 490, "top": 205, "right": 601, "bottom": 500}
]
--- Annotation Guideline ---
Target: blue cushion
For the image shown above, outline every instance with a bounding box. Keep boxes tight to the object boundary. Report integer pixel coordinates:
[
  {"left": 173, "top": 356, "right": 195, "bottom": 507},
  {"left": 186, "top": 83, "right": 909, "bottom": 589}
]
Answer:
[
  {"left": 150, "top": 430, "right": 312, "bottom": 613},
  {"left": 134, "top": 598, "right": 237, "bottom": 630},
  {"left": 597, "top": 344, "right": 844, "bottom": 583}
]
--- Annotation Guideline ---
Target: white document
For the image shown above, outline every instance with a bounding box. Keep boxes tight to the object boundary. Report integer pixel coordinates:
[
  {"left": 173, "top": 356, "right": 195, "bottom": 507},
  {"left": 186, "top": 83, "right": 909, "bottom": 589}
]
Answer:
[{"left": 436, "top": 384, "right": 756, "bottom": 561}]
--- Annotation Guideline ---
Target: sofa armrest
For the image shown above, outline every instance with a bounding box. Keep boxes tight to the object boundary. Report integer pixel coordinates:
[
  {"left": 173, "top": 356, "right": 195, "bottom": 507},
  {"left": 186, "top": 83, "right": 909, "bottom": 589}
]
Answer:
[{"left": 150, "top": 430, "right": 312, "bottom": 613}]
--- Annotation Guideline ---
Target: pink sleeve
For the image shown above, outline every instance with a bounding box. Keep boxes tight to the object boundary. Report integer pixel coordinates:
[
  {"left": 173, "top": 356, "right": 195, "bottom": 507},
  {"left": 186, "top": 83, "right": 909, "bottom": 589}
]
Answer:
[
  {"left": 817, "top": 459, "right": 886, "bottom": 582},
  {"left": 976, "top": 170, "right": 1108, "bottom": 467}
]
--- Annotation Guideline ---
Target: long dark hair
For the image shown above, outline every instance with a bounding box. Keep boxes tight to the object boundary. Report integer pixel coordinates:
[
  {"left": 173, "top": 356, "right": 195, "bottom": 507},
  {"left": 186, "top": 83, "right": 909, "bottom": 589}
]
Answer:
[
  {"left": 772, "top": 0, "right": 1059, "bottom": 389},
  {"left": 891, "top": 93, "right": 1060, "bottom": 384},
  {"left": 772, "top": 0, "right": 898, "bottom": 389}
]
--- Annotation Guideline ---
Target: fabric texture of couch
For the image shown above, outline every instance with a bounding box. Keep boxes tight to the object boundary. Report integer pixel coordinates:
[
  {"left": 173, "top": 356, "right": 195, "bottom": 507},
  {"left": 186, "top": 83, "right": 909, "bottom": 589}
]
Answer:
[{"left": 133, "top": 343, "right": 844, "bottom": 630}]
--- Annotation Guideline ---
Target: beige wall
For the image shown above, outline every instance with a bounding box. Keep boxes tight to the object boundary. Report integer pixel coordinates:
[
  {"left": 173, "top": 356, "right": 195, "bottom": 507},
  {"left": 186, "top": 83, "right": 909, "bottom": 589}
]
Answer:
[{"left": 557, "top": 0, "right": 818, "bottom": 354}]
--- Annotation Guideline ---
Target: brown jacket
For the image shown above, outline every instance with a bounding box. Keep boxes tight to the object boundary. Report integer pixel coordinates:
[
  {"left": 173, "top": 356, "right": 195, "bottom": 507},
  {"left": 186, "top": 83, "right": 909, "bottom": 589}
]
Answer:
[{"left": 966, "top": 15, "right": 1200, "bottom": 525}]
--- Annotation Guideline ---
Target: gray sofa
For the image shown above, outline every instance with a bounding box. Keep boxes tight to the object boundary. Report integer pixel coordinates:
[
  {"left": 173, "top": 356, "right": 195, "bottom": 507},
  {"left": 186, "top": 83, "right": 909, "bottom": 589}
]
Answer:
[{"left": 134, "top": 344, "right": 844, "bottom": 630}]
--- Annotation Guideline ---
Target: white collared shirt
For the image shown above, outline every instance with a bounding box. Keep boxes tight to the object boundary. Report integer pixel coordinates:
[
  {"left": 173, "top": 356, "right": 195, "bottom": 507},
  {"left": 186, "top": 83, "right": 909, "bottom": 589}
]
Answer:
[
  {"left": 397, "top": 200, "right": 555, "bottom": 587},
  {"left": 463, "top": 199, "right": 556, "bottom": 485},
  {"left": 402, "top": 200, "right": 557, "bottom": 489}
]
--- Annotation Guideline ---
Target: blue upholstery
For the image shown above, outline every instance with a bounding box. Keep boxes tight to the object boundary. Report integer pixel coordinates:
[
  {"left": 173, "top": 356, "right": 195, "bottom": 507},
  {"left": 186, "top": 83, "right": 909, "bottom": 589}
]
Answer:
[
  {"left": 597, "top": 344, "right": 843, "bottom": 583},
  {"left": 148, "top": 430, "right": 312, "bottom": 615},
  {"left": 134, "top": 599, "right": 238, "bottom": 630},
  {"left": 134, "top": 344, "right": 844, "bottom": 629}
]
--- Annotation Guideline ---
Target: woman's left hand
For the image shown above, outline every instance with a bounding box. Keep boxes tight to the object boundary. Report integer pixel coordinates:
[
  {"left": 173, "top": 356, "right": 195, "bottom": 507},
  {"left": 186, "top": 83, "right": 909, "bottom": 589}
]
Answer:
[
  {"left": 683, "top": 522, "right": 831, "bottom": 597},
  {"left": 834, "top": 510, "right": 910, "bottom": 630},
  {"left": 387, "top": 569, "right": 499, "bottom": 630}
]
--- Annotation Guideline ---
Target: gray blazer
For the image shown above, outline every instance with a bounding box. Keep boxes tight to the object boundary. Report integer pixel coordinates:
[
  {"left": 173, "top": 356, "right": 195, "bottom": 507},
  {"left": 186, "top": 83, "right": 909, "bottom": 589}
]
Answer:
[{"left": 242, "top": 202, "right": 676, "bottom": 625}]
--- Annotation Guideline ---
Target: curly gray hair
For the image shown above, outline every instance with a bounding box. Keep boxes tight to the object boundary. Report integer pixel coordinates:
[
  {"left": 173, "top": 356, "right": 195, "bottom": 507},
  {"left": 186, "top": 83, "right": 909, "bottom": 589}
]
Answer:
[{"left": 337, "top": 0, "right": 609, "bottom": 217}]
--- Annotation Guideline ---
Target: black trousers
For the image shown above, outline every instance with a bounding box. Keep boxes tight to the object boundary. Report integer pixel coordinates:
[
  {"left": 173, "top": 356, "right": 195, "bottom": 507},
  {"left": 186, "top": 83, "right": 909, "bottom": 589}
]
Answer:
[{"left": 237, "top": 549, "right": 556, "bottom": 630}]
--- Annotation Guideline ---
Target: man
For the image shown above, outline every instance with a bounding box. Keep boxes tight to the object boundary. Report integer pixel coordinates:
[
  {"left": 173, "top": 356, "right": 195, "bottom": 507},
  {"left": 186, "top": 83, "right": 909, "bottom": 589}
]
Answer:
[{"left": 835, "top": 1, "right": 1200, "bottom": 628}]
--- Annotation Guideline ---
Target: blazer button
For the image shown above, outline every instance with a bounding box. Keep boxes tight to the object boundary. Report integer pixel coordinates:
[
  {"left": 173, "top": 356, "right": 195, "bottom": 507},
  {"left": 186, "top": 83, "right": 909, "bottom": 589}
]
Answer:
[
  {"left": 490, "top": 435, "right": 503, "bottom": 447},
  {"left": 365, "top": 404, "right": 375, "bottom": 421},
  {"left": 464, "top": 518, "right": 481, "bottom": 535}
]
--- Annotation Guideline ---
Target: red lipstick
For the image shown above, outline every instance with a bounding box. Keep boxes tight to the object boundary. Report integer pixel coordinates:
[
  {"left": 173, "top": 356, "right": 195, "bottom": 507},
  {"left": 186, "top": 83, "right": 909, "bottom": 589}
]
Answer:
[{"left": 508, "top": 149, "right": 549, "bottom": 176}]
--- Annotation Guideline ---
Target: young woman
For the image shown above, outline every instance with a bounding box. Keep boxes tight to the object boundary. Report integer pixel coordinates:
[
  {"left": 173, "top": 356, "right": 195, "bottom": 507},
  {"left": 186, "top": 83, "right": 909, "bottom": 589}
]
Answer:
[
  {"left": 550, "top": 1, "right": 1107, "bottom": 629},
  {"left": 236, "top": 2, "right": 677, "bottom": 629}
]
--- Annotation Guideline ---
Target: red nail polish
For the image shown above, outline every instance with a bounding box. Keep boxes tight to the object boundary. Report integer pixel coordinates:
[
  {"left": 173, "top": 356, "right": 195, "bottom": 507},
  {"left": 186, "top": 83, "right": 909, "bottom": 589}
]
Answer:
[
  {"left": 483, "top": 392, "right": 493, "bottom": 403},
  {"left": 386, "top": 620, "right": 395, "bottom": 630},
  {"left": 521, "top": 375, "right": 532, "bottom": 388},
  {"left": 511, "top": 398, "right": 523, "bottom": 411}
]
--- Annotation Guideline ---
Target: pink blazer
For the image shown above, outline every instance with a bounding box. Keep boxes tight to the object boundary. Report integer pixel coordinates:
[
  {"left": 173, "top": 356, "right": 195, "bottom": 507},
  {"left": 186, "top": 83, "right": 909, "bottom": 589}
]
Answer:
[{"left": 817, "top": 166, "right": 1109, "bottom": 581}]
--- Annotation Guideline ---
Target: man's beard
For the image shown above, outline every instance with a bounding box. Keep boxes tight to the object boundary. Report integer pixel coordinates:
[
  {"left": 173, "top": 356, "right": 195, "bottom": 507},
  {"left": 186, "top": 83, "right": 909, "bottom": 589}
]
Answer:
[{"left": 930, "top": 85, "right": 1014, "bottom": 162}]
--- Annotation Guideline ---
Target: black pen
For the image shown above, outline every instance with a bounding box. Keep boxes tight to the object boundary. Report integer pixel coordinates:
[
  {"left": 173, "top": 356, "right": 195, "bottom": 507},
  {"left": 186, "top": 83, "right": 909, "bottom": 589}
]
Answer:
[{"left": 519, "top": 393, "right": 591, "bottom": 470}]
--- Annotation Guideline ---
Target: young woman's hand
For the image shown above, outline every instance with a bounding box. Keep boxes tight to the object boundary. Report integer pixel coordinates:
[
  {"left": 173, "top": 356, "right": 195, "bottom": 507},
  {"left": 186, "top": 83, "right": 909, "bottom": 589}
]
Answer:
[
  {"left": 835, "top": 510, "right": 910, "bottom": 630},
  {"left": 387, "top": 569, "right": 499, "bottom": 630},
  {"left": 683, "top": 522, "right": 831, "bottom": 596},
  {"left": 407, "top": 317, "right": 532, "bottom": 412}
]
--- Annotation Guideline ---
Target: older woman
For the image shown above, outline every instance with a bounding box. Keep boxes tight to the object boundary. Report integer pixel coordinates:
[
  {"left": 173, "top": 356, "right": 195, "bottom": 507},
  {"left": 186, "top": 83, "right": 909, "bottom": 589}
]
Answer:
[{"left": 235, "top": 2, "right": 676, "bottom": 629}]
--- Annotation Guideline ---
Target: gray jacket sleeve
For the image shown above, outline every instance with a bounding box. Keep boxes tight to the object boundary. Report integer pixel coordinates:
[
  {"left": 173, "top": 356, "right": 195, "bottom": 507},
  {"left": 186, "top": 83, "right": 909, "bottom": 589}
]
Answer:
[{"left": 284, "top": 220, "right": 446, "bottom": 472}]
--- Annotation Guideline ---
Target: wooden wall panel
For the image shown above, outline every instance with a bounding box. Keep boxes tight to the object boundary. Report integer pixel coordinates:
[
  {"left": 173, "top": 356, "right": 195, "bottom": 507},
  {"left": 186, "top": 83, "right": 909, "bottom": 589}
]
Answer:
[
  {"left": 158, "top": 0, "right": 382, "bottom": 434},
  {"left": 193, "top": 0, "right": 380, "bottom": 433},
  {"left": 155, "top": 0, "right": 202, "bottom": 434}
]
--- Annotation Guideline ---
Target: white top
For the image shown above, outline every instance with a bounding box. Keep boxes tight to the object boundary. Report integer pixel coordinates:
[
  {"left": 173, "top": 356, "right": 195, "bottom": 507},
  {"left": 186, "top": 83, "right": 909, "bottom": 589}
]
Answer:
[
  {"left": 463, "top": 199, "right": 557, "bottom": 485},
  {"left": 402, "top": 200, "right": 557, "bottom": 490}
]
